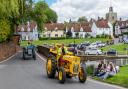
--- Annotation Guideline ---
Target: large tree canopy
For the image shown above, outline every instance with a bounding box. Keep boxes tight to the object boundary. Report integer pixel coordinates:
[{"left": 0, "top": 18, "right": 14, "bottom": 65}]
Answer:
[
  {"left": 77, "top": 16, "right": 88, "bottom": 23},
  {"left": 33, "top": 1, "right": 58, "bottom": 32},
  {"left": 0, "top": 0, "right": 58, "bottom": 42}
]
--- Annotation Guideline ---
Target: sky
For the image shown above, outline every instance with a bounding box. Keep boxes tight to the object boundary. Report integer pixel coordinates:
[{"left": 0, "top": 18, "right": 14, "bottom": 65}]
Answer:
[{"left": 36, "top": 0, "right": 128, "bottom": 23}]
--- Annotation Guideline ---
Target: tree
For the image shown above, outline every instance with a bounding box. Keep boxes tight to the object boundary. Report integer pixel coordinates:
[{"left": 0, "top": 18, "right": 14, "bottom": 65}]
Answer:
[
  {"left": 75, "top": 32, "right": 79, "bottom": 38},
  {"left": 66, "top": 30, "right": 72, "bottom": 38},
  {"left": 33, "top": 1, "right": 57, "bottom": 32},
  {"left": 77, "top": 16, "right": 88, "bottom": 23},
  {"left": 44, "top": 8, "right": 58, "bottom": 23},
  {"left": 0, "top": 19, "right": 11, "bottom": 43},
  {"left": 112, "top": 21, "right": 116, "bottom": 38}
]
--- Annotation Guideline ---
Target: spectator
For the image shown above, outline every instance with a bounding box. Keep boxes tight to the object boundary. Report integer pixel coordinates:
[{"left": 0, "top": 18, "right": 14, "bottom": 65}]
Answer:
[
  {"left": 100, "top": 62, "right": 117, "bottom": 80},
  {"left": 94, "top": 60, "right": 106, "bottom": 76}
]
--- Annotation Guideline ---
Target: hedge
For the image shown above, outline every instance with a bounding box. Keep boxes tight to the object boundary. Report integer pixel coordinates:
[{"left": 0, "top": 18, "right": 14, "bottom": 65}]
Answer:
[
  {"left": 0, "top": 19, "right": 11, "bottom": 43},
  {"left": 39, "top": 37, "right": 76, "bottom": 40}
]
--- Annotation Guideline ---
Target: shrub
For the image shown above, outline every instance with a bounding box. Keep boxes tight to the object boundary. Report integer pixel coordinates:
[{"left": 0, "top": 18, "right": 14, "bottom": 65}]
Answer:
[
  {"left": 96, "top": 35, "right": 100, "bottom": 38},
  {"left": 0, "top": 19, "right": 11, "bottom": 43}
]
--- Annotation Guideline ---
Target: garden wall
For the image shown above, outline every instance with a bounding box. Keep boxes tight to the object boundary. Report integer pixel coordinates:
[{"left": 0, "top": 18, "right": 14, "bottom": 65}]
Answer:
[{"left": 0, "top": 42, "right": 17, "bottom": 62}]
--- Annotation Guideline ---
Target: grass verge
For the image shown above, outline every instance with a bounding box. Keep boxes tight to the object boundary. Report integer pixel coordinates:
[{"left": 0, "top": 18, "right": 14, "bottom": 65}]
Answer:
[
  {"left": 93, "top": 65, "right": 128, "bottom": 88},
  {"left": 20, "top": 38, "right": 110, "bottom": 46}
]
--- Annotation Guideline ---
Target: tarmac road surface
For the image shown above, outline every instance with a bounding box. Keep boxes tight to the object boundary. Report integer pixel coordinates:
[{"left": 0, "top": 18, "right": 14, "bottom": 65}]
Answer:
[{"left": 0, "top": 52, "right": 126, "bottom": 89}]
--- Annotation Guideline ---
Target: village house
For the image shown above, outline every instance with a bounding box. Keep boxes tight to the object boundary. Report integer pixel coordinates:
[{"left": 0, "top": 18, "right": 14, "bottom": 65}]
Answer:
[
  {"left": 17, "top": 21, "right": 39, "bottom": 41},
  {"left": 43, "top": 23, "right": 65, "bottom": 37},
  {"left": 43, "top": 19, "right": 114, "bottom": 38},
  {"left": 66, "top": 23, "right": 92, "bottom": 38},
  {"left": 91, "top": 19, "right": 113, "bottom": 37},
  {"left": 115, "top": 19, "right": 128, "bottom": 39}
]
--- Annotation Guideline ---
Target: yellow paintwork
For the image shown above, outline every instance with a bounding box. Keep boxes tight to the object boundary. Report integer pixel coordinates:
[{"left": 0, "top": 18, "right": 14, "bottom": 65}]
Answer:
[
  {"left": 79, "top": 68, "right": 84, "bottom": 80},
  {"left": 49, "top": 44, "right": 81, "bottom": 77},
  {"left": 47, "top": 59, "right": 52, "bottom": 74},
  {"left": 58, "top": 71, "right": 62, "bottom": 81}
]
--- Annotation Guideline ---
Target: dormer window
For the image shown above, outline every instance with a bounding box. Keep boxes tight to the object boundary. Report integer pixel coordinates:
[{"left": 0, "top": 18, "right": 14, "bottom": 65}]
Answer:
[
  {"left": 80, "top": 27, "right": 83, "bottom": 32},
  {"left": 21, "top": 26, "right": 24, "bottom": 32},
  {"left": 27, "top": 26, "right": 30, "bottom": 32},
  {"left": 55, "top": 27, "right": 58, "bottom": 32},
  {"left": 45, "top": 27, "right": 47, "bottom": 31},
  {"left": 71, "top": 27, "right": 74, "bottom": 32},
  {"left": 121, "top": 23, "right": 124, "bottom": 27},
  {"left": 126, "top": 23, "right": 128, "bottom": 27}
]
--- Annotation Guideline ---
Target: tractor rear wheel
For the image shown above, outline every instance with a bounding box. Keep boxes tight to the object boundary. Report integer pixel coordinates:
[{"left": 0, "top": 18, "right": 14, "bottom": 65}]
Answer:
[
  {"left": 78, "top": 64, "right": 87, "bottom": 83},
  {"left": 46, "top": 54, "right": 56, "bottom": 78},
  {"left": 66, "top": 74, "right": 72, "bottom": 79},
  {"left": 32, "top": 50, "right": 36, "bottom": 60},
  {"left": 23, "top": 48, "right": 26, "bottom": 60},
  {"left": 58, "top": 67, "right": 66, "bottom": 84}
]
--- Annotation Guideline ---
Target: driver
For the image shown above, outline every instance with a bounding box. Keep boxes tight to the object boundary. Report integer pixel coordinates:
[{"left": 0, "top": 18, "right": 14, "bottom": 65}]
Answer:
[
  {"left": 27, "top": 40, "right": 34, "bottom": 49},
  {"left": 57, "top": 43, "right": 68, "bottom": 66}
]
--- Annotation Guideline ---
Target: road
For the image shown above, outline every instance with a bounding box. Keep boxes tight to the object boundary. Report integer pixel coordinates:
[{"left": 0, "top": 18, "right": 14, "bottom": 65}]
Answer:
[{"left": 0, "top": 52, "right": 125, "bottom": 89}]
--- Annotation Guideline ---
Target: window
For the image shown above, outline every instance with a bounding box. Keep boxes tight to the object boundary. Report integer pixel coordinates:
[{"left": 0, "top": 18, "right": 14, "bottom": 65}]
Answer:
[
  {"left": 48, "top": 34, "right": 51, "bottom": 37},
  {"left": 55, "top": 34, "right": 58, "bottom": 37}
]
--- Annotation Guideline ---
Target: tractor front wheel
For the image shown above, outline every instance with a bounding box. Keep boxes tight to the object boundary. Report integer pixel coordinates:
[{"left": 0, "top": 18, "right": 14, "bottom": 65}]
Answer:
[
  {"left": 46, "top": 55, "right": 56, "bottom": 78},
  {"left": 78, "top": 65, "right": 87, "bottom": 83},
  {"left": 58, "top": 67, "right": 66, "bottom": 84}
]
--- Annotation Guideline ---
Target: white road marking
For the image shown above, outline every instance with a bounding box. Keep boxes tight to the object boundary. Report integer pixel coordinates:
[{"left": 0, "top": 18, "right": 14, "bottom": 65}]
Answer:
[
  {"left": 0, "top": 53, "right": 18, "bottom": 64},
  {"left": 88, "top": 78, "right": 127, "bottom": 89},
  {"left": 36, "top": 53, "right": 46, "bottom": 62}
]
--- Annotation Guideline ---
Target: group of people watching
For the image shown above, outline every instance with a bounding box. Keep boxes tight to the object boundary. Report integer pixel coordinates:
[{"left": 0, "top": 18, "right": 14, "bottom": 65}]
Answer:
[{"left": 94, "top": 60, "right": 119, "bottom": 80}]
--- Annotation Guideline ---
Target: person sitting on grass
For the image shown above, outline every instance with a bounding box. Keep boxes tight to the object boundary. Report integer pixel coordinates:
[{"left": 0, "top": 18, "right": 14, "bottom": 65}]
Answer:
[
  {"left": 100, "top": 62, "right": 117, "bottom": 80},
  {"left": 94, "top": 60, "right": 107, "bottom": 76}
]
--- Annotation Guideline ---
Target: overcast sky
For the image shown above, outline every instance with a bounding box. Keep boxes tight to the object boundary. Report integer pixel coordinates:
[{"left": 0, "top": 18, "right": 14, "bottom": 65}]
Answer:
[{"left": 36, "top": 0, "right": 128, "bottom": 23}]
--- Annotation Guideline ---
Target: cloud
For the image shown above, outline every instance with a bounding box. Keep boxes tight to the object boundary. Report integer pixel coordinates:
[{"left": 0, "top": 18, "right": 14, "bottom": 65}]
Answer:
[{"left": 50, "top": 0, "right": 128, "bottom": 23}]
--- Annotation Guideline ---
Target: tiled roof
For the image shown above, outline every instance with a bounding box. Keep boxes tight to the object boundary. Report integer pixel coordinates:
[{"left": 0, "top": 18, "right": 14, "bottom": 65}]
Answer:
[
  {"left": 116, "top": 20, "right": 128, "bottom": 28},
  {"left": 95, "top": 19, "right": 110, "bottom": 28},
  {"left": 44, "top": 23, "right": 65, "bottom": 31},
  {"left": 67, "top": 23, "right": 92, "bottom": 32},
  {"left": 17, "top": 21, "right": 37, "bottom": 32}
]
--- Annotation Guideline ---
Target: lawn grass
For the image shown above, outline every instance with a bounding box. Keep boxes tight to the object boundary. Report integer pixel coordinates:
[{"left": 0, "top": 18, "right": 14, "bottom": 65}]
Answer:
[
  {"left": 93, "top": 65, "right": 128, "bottom": 88},
  {"left": 102, "top": 43, "right": 128, "bottom": 55},
  {"left": 20, "top": 38, "right": 110, "bottom": 46}
]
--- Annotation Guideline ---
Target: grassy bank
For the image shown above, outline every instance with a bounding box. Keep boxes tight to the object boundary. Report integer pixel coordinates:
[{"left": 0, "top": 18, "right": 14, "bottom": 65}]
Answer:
[
  {"left": 20, "top": 38, "right": 110, "bottom": 46},
  {"left": 102, "top": 43, "right": 128, "bottom": 55},
  {"left": 93, "top": 65, "right": 128, "bottom": 88}
]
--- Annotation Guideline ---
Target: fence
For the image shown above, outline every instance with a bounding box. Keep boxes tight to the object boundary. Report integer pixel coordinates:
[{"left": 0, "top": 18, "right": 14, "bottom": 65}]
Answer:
[{"left": 0, "top": 42, "right": 16, "bottom": 62}]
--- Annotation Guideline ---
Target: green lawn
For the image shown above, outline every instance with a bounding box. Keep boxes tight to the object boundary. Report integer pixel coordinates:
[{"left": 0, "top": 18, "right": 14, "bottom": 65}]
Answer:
[
  {"left": 94, "top": 65, "right": 128, "bottom": 88},
  {"left": 20, "top": 38, "right": 110, "bottom": 46},
  {"left": 102, "top": 43, "right": 128, "bottom": 55}
]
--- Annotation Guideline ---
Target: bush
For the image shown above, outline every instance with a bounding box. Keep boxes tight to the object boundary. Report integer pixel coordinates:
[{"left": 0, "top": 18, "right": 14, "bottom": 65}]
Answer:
[
  {"left": 39, "top": 37, "right": 80, "bottom": 40},
  {"left": 96, "top": 35, "right": 100, "bottom": 38},
  {"left": 0, "top": 19, "right": 11, "bottom": 43},
  {"left": 86, "top": 65, "right": 94, "bottom": 76}
]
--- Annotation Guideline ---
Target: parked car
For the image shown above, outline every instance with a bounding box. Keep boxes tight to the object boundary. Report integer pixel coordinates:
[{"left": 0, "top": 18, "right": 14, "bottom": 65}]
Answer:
[
  {"left": 85, "top": 48, "right": 102, "bottom": 55},
  {"left": 68, "top": 43, "right": 77, "bottom": 47},
  {"left": 107, "top": 49, "right": 117, "bottom": 55},
  {"left": 89, "top": 43, "right": 98, "bottom": 48},
  {"left": 68, "top": 43, "right": 78, "bottom": 54},
  {"left": 95, "top": 41, "right": 106, "bottom": 47},
  {"left": 77, "top": 43, "right": 90, "bottom": 51},
  {"left": 124, "top": 39, "right": 128, "bottom": 44}
]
